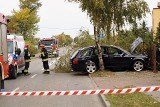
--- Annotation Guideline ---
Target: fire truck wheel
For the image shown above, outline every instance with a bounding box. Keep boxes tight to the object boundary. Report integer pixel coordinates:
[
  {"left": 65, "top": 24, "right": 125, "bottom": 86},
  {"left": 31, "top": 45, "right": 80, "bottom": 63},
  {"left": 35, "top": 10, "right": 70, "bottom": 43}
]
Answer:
[{"left": 9, "top": 65, "right": 17, "bottom": 79}]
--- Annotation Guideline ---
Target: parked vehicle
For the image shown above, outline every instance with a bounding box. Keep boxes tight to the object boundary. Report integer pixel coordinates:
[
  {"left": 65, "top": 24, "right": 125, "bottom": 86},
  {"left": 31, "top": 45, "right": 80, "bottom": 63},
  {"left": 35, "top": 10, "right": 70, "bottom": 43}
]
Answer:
[
  {"left": 0, "top": 13, "right": 9, "bottom": 90},
  {"left": 70, "top": 45, "right": 149, "bottom": 73},
  {"left": 7, "top": 34, "right": 25, "bottom": 79},
  {"left": 38, "top": 37, "right": 59, "bottom": 57}
]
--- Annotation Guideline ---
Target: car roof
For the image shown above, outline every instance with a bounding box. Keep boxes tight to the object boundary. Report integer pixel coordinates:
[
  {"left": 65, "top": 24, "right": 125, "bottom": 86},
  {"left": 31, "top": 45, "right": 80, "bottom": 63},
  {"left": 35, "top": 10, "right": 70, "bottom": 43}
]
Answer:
[
  {"left": 79, "top": 45, "right": 127, "bottom": 49},
  {"left": 79, "top": 46, "right": 95, "bottom": 50},
  {"left": 79, "top": 45, "right": 116, "bottom": 50},
  {"left": 79, "top": 45, "right": 128, "bottom": 51}
]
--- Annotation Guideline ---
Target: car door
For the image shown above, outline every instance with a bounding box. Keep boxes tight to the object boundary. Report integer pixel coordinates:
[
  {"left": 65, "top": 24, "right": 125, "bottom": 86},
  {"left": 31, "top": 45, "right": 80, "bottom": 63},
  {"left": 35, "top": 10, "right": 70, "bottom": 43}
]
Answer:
[
  {"left": 78, "top": 48, "right": 98, "bottom": 70},
  {"left": 107, "top": 46, "right": 128, "bottom": 68},
  {"left": 102, "top": 46, "right": 110, "bottom": 69}
]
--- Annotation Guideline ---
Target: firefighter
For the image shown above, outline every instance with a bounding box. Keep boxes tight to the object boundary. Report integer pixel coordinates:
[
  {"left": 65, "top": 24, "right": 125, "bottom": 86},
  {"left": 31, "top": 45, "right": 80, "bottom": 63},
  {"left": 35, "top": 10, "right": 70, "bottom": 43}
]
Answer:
[
  {"left": 53, "top": 44, "right": 57, "bottom": 49},
  {"left": 24, "top": 44, "right": 31, "bottom": 76},
  {"left": 40, "top": 44, "right": 50, "bottom": 74}
]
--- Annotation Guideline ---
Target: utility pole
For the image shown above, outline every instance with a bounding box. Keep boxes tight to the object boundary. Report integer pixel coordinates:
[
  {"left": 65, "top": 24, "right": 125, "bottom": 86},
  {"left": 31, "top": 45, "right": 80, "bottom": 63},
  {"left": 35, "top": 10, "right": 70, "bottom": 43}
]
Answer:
[{"left": 152, "top": 2, "right": 160, "bottom": 73}]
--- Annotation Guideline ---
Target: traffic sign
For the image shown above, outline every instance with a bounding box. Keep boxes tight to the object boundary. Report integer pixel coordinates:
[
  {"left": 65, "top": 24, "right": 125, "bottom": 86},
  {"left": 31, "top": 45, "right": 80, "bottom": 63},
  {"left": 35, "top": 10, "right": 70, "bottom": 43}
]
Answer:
[{"left": 98, "top": 34, "right": 104, "bottom": 38}]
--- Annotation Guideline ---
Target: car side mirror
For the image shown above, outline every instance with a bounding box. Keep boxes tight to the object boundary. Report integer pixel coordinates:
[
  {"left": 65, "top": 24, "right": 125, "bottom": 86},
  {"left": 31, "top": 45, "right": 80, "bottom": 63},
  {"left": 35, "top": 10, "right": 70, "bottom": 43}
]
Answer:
[{"left": 15, "top": 48, "right": 21, "bottom": 55}]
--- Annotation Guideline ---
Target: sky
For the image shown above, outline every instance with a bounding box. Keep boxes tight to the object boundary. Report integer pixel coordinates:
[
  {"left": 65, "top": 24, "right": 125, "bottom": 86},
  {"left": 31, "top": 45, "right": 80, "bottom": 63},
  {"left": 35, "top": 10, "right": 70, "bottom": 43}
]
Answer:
[{"left": 0, "top": 0, "right": 160, "bottom": 38}]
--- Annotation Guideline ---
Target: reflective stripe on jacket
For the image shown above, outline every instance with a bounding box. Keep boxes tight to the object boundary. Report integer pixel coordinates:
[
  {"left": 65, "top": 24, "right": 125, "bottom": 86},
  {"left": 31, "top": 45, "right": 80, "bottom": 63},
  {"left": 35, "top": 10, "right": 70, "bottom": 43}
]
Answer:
[
  {"left": 41, "top": 48, "right": 48, "bottom": 62},
  {"left": 41, "top": 52, "right": 45, "bottom": 56},
  {"left": 25, "top": 59, "right": 31, "bottom": 62},
  {"left": 24, "top": 48, "right": 31, "bottom": 60},
  {"left": 42, "top": 58, "right": 48, "bottom": 62}
]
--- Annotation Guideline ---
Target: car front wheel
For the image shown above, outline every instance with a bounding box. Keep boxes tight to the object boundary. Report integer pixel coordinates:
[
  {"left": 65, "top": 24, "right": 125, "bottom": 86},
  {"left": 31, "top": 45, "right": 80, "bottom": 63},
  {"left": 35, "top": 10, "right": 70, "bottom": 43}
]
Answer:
[
  {"left": 86, "top": 61, "right": 97, "bottom": 74},
  {"left": 133, "top": 60, "right": 144, "bottom": 71}
]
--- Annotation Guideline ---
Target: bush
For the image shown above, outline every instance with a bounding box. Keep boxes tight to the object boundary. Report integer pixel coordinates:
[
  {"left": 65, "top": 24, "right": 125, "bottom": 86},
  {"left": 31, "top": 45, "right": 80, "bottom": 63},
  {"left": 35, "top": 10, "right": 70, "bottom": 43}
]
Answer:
[{"left": 53, "top": 54, "right": 71, "bottom": 73}]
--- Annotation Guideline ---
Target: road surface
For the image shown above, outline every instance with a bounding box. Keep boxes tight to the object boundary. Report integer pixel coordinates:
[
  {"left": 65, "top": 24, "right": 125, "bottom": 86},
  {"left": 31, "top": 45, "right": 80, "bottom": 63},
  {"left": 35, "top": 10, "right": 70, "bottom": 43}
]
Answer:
[{"left": 1, "top": 47, "right": 105, "bottom": 107}]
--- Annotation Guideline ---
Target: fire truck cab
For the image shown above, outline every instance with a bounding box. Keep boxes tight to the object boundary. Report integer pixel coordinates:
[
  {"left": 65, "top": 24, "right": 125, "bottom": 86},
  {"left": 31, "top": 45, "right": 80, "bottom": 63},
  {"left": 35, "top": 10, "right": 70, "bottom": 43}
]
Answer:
[
  {"left": 38, "top": 37, "right": 59, "bottom": 57},
  {"left": 7, "top": 34, "right": 25, "bottom": 79},
  {"left": 0, "top": 13, "right": 9, "bottom": 90}
]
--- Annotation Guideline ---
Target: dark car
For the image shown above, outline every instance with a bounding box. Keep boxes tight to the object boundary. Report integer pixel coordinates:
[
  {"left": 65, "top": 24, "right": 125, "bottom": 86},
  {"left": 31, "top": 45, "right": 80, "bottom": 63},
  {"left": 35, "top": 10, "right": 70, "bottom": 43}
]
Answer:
[{"left": 70, "top": 45, "right": 149, "bottom": 73}]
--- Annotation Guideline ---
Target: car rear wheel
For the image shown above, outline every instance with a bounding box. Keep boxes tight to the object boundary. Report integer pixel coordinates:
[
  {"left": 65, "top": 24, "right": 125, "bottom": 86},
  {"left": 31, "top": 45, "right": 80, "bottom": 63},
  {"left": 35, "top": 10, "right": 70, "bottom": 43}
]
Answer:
[
  {"left": 133, "top": 60, "right": 144, "bottom": 71},
  {"left": 86, "top": 61, "right": 97, "bottom": 74}
]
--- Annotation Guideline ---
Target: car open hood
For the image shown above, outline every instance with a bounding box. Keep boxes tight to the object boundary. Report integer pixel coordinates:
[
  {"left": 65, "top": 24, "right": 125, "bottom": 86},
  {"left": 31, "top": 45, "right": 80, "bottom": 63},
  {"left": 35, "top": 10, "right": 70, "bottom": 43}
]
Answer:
[{"left": 129, "top": 37, "right": 143, "bottom": 53}]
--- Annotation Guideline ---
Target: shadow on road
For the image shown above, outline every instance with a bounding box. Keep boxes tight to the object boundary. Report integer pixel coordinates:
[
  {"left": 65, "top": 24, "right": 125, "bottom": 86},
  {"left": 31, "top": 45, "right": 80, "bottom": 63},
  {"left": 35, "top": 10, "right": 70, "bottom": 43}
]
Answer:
[
  {"left": 5, "top": 73, "right": 24, "bottom": 80},
  {"left": 71, "top": 72, "right": 89, "bottom": 76}
]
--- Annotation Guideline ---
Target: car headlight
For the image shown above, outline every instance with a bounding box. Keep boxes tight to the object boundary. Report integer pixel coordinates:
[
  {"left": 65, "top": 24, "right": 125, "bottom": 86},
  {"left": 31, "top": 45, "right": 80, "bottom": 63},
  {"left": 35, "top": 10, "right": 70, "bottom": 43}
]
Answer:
[{"left": 53, "top": 51, "right": 57, "bottom": 54}]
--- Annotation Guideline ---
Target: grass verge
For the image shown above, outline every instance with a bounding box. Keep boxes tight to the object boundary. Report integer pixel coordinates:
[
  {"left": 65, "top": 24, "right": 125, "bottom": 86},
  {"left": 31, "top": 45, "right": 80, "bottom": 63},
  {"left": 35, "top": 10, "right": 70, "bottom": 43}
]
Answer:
[
  {"left": 105, "top": 86, "right": 160, "bottom": 107},
  {"left": 91, "top": 71, "right": 160, "bottom": 107}
]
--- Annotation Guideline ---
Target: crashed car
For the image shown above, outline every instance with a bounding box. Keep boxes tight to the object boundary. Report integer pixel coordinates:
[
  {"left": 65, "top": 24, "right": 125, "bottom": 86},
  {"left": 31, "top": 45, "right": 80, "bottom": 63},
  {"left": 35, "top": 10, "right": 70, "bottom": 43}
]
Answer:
[{"left": 70, "top": 45, "right": 149, "bottom": 73}]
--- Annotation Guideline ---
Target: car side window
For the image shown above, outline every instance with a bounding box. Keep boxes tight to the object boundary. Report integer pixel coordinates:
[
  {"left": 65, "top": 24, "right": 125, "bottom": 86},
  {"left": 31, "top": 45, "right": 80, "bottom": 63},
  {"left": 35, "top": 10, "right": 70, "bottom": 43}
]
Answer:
[
  {"left": 108, "top": 47, "right": 122, "bottom": 55},
  {"left": 103, "top": 47, "right": 107, "bottom": 55},
  {"left": 79, "top": 49, "right": 92, "bottom": 58},
  {"left": 93, "top": 48, "right": 98, "bottom": 55}
]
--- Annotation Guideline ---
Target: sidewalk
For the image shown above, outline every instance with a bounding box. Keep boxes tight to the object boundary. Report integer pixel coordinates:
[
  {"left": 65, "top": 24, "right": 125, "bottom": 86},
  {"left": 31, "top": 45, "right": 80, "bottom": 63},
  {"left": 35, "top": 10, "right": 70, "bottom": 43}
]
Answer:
[{"left": 90, "top": 71, "right": 160, "bottom": 104}]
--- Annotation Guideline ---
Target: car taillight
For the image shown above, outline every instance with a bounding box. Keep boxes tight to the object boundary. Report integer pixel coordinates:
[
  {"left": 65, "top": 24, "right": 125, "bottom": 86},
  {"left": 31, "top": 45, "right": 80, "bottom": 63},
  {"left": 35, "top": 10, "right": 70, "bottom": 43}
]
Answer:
[{"left": 73, "top": 59, "right": 78, "bottom": 64}]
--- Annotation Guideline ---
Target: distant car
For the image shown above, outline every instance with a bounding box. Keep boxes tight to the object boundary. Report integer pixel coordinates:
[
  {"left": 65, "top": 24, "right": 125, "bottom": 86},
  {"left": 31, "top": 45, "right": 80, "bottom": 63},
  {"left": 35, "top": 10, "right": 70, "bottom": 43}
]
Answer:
[{"left": 70, "top": 45, "right": 149, "bottom": 73}]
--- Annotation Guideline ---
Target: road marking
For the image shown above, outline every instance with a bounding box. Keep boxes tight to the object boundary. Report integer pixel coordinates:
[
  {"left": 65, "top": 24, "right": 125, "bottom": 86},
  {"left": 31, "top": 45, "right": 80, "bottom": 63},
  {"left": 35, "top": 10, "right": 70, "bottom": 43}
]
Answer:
[
  {"left": 41, "top": 57, "right": 60, "bottom": 70},
  {"left": 31, "top": 74, "right": 37, "bottom": 78},
  {"left": 12, "top": 87, "right": 19, "bottom": 92}
]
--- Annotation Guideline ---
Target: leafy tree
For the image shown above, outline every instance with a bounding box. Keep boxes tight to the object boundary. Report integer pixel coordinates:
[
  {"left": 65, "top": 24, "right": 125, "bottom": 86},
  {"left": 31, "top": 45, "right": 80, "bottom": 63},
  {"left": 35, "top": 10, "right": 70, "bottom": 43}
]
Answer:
[
  {"left": 8, "top": 0, "right": 42, "bottom": 55},
  {"left": 19, "top": 0, "right": 42, "bottom": 12},
  {"left": 68, "top": 0, "right": 149, "bottom": 39},
  {"left": 73, "top": 30, "right": 95, "bottom": 48},
  {"left": 156, "top": 22, "right": 160, "bottom": 70},
  {"left": 53, "top": 33, "right": 73, "bottom": 47},
  {"left": 8, "top": 0, "right": 41, "bottom": 38},
  {"left": 8, "top": 8, "right": 40, "bottom": 39},
  {"left": 68, "top": 0, "right": 150, "bottom": 71}
]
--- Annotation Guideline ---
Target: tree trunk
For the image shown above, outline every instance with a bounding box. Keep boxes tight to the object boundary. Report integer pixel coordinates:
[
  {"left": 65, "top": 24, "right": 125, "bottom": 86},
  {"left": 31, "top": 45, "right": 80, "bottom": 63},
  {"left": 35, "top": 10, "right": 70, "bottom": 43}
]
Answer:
[{"left": 94, "top": 26, "right": 104, "bottom": 71}]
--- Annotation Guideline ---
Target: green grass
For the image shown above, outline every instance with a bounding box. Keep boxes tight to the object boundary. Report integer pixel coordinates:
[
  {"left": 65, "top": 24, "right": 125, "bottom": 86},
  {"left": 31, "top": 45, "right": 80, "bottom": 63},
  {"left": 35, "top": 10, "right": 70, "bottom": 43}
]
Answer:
[
  {"left": 105, "top": 91, "right": 160, "bottom": 107},
  {"left": 105, "top": 93, "right": 160, "bottom": 107},
  {"left": 91, "top": 71, "right": 160, "bottom": 107}
]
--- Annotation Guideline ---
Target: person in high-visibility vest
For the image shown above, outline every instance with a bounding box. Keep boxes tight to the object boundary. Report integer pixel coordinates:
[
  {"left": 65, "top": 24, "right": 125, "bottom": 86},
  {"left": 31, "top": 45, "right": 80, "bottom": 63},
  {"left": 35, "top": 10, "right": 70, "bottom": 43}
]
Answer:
[
  {"left": 40, "top": 44, "right": 50, "bottom": 74},
  {"left": 24, "top": 44, "right": 31, "bottom": 76}
]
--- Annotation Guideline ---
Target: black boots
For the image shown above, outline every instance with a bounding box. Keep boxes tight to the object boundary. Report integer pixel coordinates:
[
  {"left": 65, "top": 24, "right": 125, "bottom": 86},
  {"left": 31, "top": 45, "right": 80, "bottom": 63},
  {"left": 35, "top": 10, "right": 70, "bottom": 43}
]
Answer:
[
  {"left": 43, "top": 71, "right": 50, "bottom": 74},
  {"left": 24, "top": 73, "right": 31, "bottom": 76}
]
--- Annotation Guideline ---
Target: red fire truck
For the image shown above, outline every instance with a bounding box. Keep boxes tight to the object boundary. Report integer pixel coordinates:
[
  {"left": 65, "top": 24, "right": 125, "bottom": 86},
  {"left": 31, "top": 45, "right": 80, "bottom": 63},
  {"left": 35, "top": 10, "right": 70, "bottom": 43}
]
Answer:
[
  {"left": 0, "top": 13, "right": 9, "bottom": 90},
  {"left": 38, "top": 37, "right": 59, "bottom": 57}
]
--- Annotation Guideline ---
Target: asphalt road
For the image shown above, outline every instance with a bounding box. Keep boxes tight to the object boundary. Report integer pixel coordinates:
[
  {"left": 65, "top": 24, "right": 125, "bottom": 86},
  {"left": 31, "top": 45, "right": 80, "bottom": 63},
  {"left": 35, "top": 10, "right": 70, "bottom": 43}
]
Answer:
[{"left": 0, "top": 47, "right": 105, "bottom": 107}]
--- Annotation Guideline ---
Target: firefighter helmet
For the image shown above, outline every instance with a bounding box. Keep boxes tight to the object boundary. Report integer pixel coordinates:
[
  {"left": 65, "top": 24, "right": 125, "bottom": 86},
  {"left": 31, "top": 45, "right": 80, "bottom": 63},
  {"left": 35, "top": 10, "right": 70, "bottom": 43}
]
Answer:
[
  {"left": 40, "top": 44, "right": 45, "bottom": 48},
  {"left": 24, "top": 44, "right": 29, "bottom": 48}
]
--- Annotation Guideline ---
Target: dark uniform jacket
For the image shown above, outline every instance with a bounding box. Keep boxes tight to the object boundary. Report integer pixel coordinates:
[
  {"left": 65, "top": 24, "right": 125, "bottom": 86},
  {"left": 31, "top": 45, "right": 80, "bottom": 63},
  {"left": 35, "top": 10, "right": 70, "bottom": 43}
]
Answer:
[
  {"left": 24, "top": 49, "right": 31, "bottom": 62},
  {"left": 41, "top": 48, "right": 48, "bottom": 61}
]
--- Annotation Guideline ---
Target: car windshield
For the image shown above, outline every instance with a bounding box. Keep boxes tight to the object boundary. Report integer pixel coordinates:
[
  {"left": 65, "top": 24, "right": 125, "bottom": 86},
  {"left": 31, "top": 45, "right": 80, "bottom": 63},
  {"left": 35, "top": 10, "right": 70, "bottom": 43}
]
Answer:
[
  {"left": 71, "top": 50, "right": 79, "bottom": 59},
  {"left": 7, "top": 41, "right": 13, "bottom": 53},
  {"left": 40, "top": 40, "right": 55, "bottom": 46},
  {"left": 112, "top": 46, "right": 131, "bottom": 55},
  {"left": 119, "top": 47, "right": 131, "bottom": 55}
]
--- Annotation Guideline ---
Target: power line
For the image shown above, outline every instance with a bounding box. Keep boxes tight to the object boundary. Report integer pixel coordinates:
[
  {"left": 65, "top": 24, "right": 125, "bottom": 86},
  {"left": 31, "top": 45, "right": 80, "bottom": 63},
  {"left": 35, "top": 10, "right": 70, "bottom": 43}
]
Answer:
[{"left": 39, "top": 26, "right": 92, "bottom": 30}]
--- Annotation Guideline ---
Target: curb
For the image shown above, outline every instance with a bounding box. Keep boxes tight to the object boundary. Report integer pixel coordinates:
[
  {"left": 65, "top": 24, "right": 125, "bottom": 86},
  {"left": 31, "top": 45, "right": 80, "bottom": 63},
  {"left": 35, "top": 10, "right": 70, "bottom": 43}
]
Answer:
[{"left": 89, "top": 74, "right": 110, "bottom": 107}]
